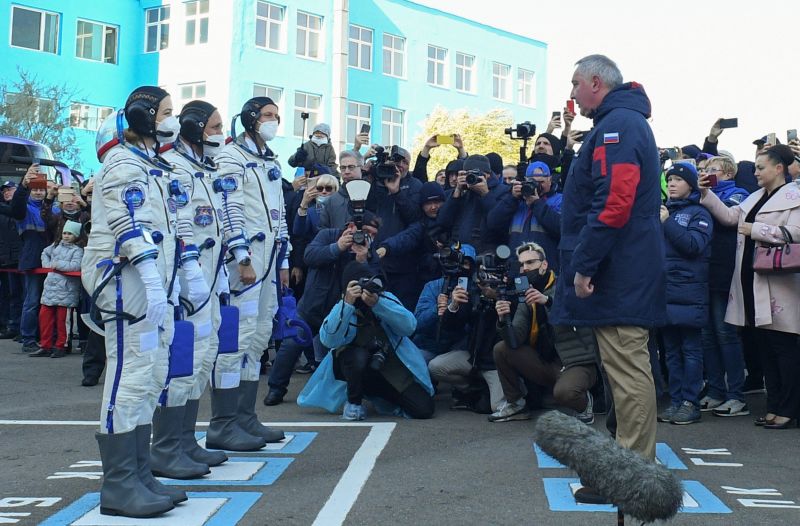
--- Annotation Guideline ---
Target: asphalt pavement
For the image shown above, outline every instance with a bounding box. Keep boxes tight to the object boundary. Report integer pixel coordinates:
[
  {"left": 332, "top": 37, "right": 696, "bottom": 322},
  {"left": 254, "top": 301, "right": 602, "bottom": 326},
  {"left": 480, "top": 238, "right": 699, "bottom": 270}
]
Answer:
[{"left": 1, "top": 340, "right": 799, "bottom": 526}]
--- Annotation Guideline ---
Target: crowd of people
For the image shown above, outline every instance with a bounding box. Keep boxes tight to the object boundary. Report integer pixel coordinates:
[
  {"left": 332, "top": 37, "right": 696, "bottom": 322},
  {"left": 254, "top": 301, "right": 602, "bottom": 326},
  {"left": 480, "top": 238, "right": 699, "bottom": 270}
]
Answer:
[{"left": 2, "top": 53, "right": 800, "bottom": 517}]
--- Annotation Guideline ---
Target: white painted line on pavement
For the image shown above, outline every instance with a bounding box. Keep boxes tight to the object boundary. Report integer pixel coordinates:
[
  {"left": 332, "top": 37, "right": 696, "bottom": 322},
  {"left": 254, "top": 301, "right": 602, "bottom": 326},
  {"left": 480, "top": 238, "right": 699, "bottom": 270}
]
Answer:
[
  {"left": 0, "top": 420, "right": 387, "bottom": 427},
  {"left": 312, "top": 422, "right": 396, "bottom": 526}
]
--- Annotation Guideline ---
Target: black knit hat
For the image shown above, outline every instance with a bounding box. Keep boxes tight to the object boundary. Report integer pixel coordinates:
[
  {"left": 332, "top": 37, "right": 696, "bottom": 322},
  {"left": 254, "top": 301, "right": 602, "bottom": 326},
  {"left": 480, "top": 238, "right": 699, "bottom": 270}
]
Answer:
[
  {"left": 486, "top": 152, "right": 503, "bottom": 175},
  {"left": 537, "top": 133, "right": 563, "bottom": 159}
]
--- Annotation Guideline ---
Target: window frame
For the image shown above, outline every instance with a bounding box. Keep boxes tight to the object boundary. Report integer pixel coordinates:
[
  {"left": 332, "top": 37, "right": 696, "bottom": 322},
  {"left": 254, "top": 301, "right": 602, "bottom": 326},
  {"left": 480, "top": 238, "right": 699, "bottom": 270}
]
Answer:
[
  {"left": 348, "top": 24, "right": 373, "bottom": 71},
  {"left": 346, "top": 101, "right": 371, "bottom": 144},
  {"left": 293, "top": 91, "right": 322, "bottom": 138},
  {"left": 70, "top": 103, "right": 115, "bottom": 131},
  {"left": 492, "top": 61, "right": 511, "bottom": 102},
  {"left": 184, "top": 0, "right": 209, "bottom": 46},
  {"left": 144, "top": 5, "right": 170, "bottom": 53},
  {"left": 295, "top": 10, "right": 323, "bottom": 61},
  {"left": 381, "top": 107, "right": 404, "bottom": 147},
  {"left": 382, "top": 33, "right": 405, "bottom": 79},
  {"left": 426, "top": 45, "right": 448, "bottom": 88},
  {"left": 9, "top": 5, "right": 60, "bottom": 54},
  {"left": 75, "top": 18, "right": 119, "bottom": 64},
  {"left": 177, "top": 81, "right": 207, "bottom": 110},
  {"left": 255, "top": 1, "right": 285, "bottom": 53},
  {"left": 517, "top": 68, "right": 536, "bottom": 108},
  {"left": 455, "top": 52, "right": 475, "bottom": 94}
]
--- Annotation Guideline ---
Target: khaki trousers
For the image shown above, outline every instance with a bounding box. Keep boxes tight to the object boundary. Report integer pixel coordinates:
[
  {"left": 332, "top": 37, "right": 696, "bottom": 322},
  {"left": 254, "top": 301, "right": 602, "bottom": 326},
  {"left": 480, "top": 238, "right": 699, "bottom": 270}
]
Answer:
[{"left": 593, "top": 326, "right": 657, "bottom": 460}]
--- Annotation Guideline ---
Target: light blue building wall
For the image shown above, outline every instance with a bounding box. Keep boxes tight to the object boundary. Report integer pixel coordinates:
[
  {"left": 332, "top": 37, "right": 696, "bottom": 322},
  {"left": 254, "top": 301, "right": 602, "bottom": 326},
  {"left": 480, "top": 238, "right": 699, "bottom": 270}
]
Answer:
[{"left": 0, "top": 1, "right": 158, "bottom": 172}]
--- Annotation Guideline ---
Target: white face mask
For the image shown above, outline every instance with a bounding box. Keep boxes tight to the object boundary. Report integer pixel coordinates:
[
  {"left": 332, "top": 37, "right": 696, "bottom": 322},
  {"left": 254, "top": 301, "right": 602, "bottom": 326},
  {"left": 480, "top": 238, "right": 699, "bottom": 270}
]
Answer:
[
  {"left": 258, "top": 120, "right": 279, "bottom": 142},
  {"left": 311, "top": 136, "right": 328, "bottom": 146},
  {"left": 203, "top": 134, "right": 225, "bottom": 158},
  {"left": 156, "top": 115, "right": 181, "bottom": 142}
]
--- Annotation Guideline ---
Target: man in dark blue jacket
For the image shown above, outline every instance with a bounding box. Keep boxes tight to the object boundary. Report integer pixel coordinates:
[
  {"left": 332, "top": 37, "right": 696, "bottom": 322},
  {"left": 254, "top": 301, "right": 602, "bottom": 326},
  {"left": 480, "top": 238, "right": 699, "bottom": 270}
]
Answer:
[
  {"left": 436, "top": 155, "right": 509, "bottom": 253},
  {"left": 487, "top": 161, "right": 562, "bottom": 271},
  {"left": 264, "top": 213, "right": 381, "bottom": 405},
  {"left": 0, "top": 181, "right": 23, "bottom": 339},
  {"left": 551, "top": 56, "right": 666, "bottom": 491}
]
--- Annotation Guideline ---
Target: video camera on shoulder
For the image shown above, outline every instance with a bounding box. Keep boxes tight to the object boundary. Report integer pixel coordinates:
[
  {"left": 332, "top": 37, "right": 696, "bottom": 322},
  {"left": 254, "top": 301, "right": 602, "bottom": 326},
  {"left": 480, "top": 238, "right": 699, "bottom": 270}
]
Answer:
[
  {"left": 371, "top": 145, "right": 402, "bottom": 180},
  {"left": 433, "top": 241, "right": 465, "bottom": 276}
]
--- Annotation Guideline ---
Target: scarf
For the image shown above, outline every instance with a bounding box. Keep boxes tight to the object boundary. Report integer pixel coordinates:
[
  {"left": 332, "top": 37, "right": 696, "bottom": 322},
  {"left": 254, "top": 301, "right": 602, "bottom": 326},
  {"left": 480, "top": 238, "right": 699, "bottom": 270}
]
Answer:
[
  {"left": 17, "top": 197, "right": 46, "bottom": 234},
  {"left": 528, "top": 270, "right": 556, "bottom": 348}
]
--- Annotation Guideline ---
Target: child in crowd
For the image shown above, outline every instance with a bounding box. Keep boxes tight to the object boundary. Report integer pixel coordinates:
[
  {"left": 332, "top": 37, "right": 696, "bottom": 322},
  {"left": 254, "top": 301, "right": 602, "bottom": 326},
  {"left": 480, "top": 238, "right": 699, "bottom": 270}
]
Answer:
[
  {"left": 288, "top": 123, "right": 339, "bottom": 175},
  {"left": 658, "top": 162, "right": 713, "bottom": 425},
  {"left": 29, "top": 220, "right": 84, "bottom": 358}
]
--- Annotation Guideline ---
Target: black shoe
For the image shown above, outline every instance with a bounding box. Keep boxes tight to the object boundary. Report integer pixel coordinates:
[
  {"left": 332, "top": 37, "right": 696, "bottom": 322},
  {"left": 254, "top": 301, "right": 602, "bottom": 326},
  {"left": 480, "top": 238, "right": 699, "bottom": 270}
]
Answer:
[
  {"left": 13, "top": 334, "right": 24, "bottom": 343},
  {"left": 82, "top": 378, "right": 99, "bottom": 387},
  {"left": 263, "top": 391, "right": 284, "bottom": 406},
  {"left": 574, "top": 485, "right": 611, "bottom": 505},
  {"left": 29, "top": 348, "right": 52, "bottom": 357},
  {"left": 0, "top": 330, "right": 19, "bottom": 340},
  {"left": 294, "top": 363, "right": 316, "bottom": 374},
  {"left": 50, "top": 349, "right": 67, "bottom": 358}
]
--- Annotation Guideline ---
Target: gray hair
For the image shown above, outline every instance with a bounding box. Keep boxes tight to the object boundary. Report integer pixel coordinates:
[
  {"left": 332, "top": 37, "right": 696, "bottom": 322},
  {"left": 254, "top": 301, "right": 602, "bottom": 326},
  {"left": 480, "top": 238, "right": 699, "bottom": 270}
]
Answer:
[
  {"left": 574, "top": 54, "right": 623, "bottom": 90},
  {"left": 339, "top": 149, "right": 363, "bottom": 166}
]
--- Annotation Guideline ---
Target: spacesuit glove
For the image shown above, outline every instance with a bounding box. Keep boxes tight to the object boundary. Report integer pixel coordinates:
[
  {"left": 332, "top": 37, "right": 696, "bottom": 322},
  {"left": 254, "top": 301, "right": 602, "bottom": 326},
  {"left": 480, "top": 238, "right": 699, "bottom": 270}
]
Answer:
[
  {"left": 216, "top": 265, "right": 230, "bottom": 295},
  {"left": 183, "top": 259, "right": 211, "bottom": 306},
  {"left": 135, "top": 258, "right": 169, "bottom": 328}
]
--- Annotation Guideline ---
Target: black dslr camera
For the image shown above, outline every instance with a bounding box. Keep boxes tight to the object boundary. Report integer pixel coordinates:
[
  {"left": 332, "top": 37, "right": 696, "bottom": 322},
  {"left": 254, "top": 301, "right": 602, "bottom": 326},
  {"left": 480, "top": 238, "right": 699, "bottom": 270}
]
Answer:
[
  {"left": 366, "top": 337, "right": 393, "bottom": 371},
  {"left": 357, "top": 275, "right": 384, "bottom": 295},
  {"left": 518, "top": 174, "right": 542, "bottom": 198},
  {"left": 371, "top": 145, "right": 402, "bottom": 180},
  {"left": 465, "top": 169, "right": 482, "bottom": 186},
  {"left": 433, "top": 242, "right": 465, "bottom": 277},
  {"left": 504, "top": 121, "right": 536, "bottom": 140},
  {"left": 476, "top": 245, "right": 512, "bottom": 289}
]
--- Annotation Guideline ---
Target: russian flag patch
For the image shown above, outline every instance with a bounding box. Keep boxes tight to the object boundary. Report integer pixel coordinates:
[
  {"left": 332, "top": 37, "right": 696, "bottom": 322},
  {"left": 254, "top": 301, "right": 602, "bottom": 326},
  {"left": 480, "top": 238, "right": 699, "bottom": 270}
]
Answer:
[{"left": 603, "top": 132, "right": 620, "bottom": 144}]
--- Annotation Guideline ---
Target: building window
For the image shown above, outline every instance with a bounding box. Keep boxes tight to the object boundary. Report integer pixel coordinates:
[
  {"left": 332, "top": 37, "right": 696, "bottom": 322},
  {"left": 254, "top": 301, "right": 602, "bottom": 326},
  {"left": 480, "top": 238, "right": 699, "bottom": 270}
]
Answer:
[
  {"left": 76, "top": 20, "right": 118, "bottom": 64},
  {"left": 346, "top": 102, "right": 371, "bottom": 143},
  {"left": 382, "top": 33, "right": 404, "bottom": 78},
  {"left": 70, "top": 103, "right": 114, "bottom": 130},
  {"left": 255, "top": 1, "right": 284, "bottom": 51},
  {"left": 178, "top": 82, "right": 206, "bottom": 108},
  {"left": 492, "top": 62, "right": 511, "bottom": 102},
  {"left": 253, "top": 84, "right": 283, "bottom": 136},
  {"left": 293, "top": 92, "right": 321, "bottom": 137},
  {"left": 381, "top": 108, "right": 404, "bottom": 146},
  {"left": 5, "top": 93, "right": 54, "bottom": 123},
  {"left": 427, "top": 45, "right": 447, "bottom": 87},
  {"left": 348, "top": 25, "right": 372, "bottom": 71},
  {"left": 145, "top": 6, "right": 170, "bottom": 52},
  {"left": 518, "top": 68, "right": 536, "bottom": 107},
  {"left": 296, "top": 11, "right": 322, "bottom": 59},
  {"left": 455, "top": 52, "right": 475, "bottom": 93},
  {"left": 185, "top": 0, "right": 209, "bottom": 46},
  {"left": 10, "top": 6, "right": 59, "bottom": 54}
]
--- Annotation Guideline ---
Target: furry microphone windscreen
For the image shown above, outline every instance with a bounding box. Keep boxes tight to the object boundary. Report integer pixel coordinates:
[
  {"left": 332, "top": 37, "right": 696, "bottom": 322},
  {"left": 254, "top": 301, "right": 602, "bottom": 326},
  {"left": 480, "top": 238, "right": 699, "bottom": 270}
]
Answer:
[{"left": 533, "top": 411, "right": 683, "bottom": 523}]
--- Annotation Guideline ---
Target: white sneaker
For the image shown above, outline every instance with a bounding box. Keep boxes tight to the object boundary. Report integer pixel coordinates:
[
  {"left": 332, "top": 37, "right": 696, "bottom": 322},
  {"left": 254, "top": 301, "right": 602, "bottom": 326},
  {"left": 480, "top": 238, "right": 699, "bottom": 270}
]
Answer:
[
  {"left": 576, "top": 392, "right": 594, "bottom": 424},
  {"left": 699, "top": 396, "right": 724, "bottom": 412},
  {"left": 712, "top": 399, "right": 750, "bottom": 417},
  {"left": 488, "top": 399, "right": 530, "bottom": 422}
]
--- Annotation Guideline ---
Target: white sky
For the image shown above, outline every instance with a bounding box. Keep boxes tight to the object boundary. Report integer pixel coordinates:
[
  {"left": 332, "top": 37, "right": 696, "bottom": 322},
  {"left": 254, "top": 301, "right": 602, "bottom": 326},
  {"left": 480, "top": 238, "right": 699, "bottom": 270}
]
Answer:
[{"left": 414, "top": 0, "right": 800, "bottom": 162}]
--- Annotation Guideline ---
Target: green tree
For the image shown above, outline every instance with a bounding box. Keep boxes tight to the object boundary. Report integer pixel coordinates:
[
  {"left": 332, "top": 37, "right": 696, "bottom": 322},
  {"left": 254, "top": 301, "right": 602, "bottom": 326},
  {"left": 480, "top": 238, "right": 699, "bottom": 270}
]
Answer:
[
  {"left": 0, "top": 68, "right": 80, "bottom": 168},
  {"left": 410, "top": 106, "right": 524, "bottom": 179}
]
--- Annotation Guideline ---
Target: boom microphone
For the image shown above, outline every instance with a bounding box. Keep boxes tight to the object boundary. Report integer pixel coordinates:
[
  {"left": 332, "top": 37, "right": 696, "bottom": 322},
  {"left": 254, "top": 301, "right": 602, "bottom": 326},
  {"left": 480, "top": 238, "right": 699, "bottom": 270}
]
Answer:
[{"left": 533, "top": 411, "right": 683, "bottom": 523}]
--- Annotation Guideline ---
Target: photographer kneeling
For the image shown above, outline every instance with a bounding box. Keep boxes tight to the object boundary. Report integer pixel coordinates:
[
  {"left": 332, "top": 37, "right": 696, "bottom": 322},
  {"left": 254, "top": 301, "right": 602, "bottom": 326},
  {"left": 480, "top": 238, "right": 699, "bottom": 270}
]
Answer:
[
  {"left": 490, "top": 242, "right": 597, "bottom": 423},
  {"left": 298, "top": 262, "right": 435, "bottom": 420}
]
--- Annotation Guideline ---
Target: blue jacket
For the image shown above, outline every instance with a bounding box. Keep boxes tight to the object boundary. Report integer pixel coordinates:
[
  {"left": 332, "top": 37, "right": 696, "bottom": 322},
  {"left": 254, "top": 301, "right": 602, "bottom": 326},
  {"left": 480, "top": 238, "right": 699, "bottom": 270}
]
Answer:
[
  {"left": 551, "top": 82, "right": 667, "bottom": 327},
  {"left": 379, "top": 215, "right": 441, "bottom": 286},
  {"left": 486, "top": 191, "right": 562, "bottom": 269},
  {"left": 708, "top": 181, "right": 748, "bottom": 293},
  {"left": 298, "top": 227, "right": 380, "bottom": 329},
  {"left": 9, "top": 185, "right": 58, "bottom": 271},
  {"left": 413, "top": 278, "right": 468, "bottom": 356},
  {"left": 663, "top": 194, "right": 713, "bottom": 328},
  {"left": 297, "top": 293, "right": 434, "bottom": 415},
  {"left": 436, "top": 175, "right": 509, "bottom": 253}
]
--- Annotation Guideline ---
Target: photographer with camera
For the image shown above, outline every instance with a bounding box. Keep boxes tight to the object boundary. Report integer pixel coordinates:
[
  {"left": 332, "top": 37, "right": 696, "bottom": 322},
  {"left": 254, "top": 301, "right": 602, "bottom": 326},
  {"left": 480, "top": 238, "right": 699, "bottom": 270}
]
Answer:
[
  {"left": 487, "top": 161, "right": 563, "bottom": 271},
  {"left": 264, "top": 210, "right": 382, "bottom": 405},
  {"left": 436, "top": 154, "right": 508, "bottom": 253},
  {"left": 298, "top": 261, "right": 435, "bottom": 420},
  {"left": 490, "top": 242, "right": 597, "bottom": 423},
  {"left": 318, "top": 150, "right": 363, "bottom": 231},
  {"left": 423, "top": 245, "right": 505, "bottom": 413},
  {"left": 288, "top": 122, "right": 338, "bottom": 175}
]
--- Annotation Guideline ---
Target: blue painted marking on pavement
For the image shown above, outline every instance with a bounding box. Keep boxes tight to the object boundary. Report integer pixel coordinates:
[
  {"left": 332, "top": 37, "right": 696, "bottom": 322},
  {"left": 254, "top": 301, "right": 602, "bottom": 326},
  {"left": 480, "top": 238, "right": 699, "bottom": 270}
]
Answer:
[
  {"left": 39, "top": 491, "right": 262, "bottom": 526},
  {"left": 534, "top": 442, "right": 688, "bottom": 470},
  {"left": 541, "top": 478, "right": 732, "bottom": 514},
  {"left": 160, "top": 457, "right": 294, "bottom": 486},
  {"left": 195, "top": 431, "right": 318, "bottom": 454}
]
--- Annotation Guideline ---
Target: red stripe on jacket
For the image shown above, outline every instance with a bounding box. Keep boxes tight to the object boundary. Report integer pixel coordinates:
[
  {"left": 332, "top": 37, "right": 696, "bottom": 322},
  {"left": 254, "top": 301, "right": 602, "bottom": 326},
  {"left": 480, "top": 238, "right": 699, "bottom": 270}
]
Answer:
[
  {"left": 593, "top": 146, "right": 607, "bottom": 176},
  {"left": 598, "top": 163, "right": 640, "bottom": 228}
]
